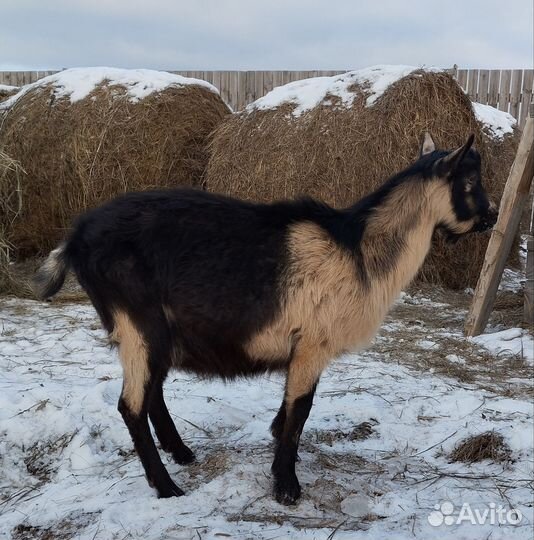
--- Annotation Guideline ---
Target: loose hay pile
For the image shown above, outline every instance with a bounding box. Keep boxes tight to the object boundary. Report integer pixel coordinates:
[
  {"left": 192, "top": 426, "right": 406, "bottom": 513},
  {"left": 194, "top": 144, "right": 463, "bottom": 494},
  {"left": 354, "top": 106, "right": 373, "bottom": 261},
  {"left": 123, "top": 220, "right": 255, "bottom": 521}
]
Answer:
[
  {"left": 0, "top": 68, "right": 230, "bottom": 260},
  {"left": 449, "top": 431, "right": 512, "bottom": 463},
  {"left": 205, "top": 66, "right": 519, "bottom": 288}
]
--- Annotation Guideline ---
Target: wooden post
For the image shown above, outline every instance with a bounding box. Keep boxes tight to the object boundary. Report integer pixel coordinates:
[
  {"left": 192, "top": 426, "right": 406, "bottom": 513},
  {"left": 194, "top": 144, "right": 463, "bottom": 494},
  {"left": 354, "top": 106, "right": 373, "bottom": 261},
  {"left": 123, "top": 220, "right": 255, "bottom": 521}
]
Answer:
[
  {"left": 524, "top": 192, "right": 534, "bottom": 327},
  {"left": 525, "top": 235, "right": 534, "bottom": 327},
  {"left": 464, "top": 111, "right": 534, "bottom": 336}
]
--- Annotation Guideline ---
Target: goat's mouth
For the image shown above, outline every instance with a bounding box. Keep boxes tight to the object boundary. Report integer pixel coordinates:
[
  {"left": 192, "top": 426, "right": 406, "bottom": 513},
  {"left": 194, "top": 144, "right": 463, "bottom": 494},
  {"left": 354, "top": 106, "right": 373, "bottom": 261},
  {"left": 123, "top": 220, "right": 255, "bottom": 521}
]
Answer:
[
  {"left": 435, "top": 225, "right": 462, "bottom": 244},
  {"left": 444, "top": 231, "right": 462, "bottom": 244}
]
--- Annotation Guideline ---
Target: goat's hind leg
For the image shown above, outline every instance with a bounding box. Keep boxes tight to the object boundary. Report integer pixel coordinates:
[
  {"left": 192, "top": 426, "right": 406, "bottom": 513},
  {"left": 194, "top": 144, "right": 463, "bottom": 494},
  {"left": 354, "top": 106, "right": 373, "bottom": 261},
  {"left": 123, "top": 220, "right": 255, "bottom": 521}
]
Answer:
[
  {"left": 115, "top": 311, "right": 183, "bottom": 498},
  {"left": 149, "top": 376, "right": 195, "bottom": 465}
]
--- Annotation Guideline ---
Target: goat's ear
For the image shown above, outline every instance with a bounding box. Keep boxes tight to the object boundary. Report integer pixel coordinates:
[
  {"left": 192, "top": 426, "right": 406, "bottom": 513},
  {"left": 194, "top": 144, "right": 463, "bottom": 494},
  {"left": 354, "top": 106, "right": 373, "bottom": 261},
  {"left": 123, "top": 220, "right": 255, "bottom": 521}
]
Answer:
[
  {"left": 438, "top": 134, "right": 475, "bottom": 176},
  {"left": 420, "top": 132, "right": 436, "bottom": 156}
]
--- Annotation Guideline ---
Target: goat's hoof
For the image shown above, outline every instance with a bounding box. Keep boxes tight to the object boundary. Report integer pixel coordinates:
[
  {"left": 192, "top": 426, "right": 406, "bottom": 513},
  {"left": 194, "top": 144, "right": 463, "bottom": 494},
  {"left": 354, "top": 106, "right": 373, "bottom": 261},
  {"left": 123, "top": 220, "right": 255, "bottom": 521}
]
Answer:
[
  {"left": 273, "top": 475, "right": 301, "bottom": 505},
  {"left": 156, "top": 478, "right": 184, "bottom": 498},
  {"left": 172, "top": 445, "right": 195, "bottom": 465}
]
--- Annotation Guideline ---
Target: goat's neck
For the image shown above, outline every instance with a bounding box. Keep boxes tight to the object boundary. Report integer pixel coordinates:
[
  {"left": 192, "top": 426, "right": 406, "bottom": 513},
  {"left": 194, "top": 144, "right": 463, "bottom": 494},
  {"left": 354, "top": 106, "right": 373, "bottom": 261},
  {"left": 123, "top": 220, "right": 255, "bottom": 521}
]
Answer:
[{"left": 357, "top": 180, "right": 445, "bottom": 305}]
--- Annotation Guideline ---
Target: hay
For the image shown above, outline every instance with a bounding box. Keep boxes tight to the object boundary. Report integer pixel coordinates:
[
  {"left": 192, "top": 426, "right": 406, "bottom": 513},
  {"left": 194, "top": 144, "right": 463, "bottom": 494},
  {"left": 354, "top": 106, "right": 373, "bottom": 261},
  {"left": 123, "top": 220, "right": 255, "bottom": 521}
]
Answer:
[
  {"left": 0, "top": 72, "right": 230, "bottom": 259},
  {"left": 0, "top": 150, "right": 31, "bottom": 296},
  {"left": 449, "top": 431, "right": 512, "bottom": 463},
  {"left": 205, "top": 69, "right": 519, "bottom": 288}
]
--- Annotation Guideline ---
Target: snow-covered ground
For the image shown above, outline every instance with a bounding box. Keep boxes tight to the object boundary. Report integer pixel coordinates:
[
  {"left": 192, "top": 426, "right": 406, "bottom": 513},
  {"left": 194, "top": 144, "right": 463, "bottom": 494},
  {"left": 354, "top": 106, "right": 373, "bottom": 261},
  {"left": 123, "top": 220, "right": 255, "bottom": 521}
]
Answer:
[
  {"left": 1, "top": 288, "right": 532, "bottom": 539},
  {"left": 472, "top": 102, "right": 517, "bottom": 139}
]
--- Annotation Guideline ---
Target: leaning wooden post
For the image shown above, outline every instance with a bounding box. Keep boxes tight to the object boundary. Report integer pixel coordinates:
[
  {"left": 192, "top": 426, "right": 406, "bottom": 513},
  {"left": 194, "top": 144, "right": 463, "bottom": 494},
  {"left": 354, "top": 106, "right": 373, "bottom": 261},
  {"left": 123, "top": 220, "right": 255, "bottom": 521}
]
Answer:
[
  {"left": 465, "top": 111, "right": 534, "bottom": 336},
  {"left": 525, "top": 202, "right": 534, "bottom": 326}
]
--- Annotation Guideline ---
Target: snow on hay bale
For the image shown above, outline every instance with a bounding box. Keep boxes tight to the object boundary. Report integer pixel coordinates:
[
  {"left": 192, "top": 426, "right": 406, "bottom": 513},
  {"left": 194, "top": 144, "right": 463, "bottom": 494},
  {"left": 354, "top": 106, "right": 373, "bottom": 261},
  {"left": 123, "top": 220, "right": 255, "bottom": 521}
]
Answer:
[
  {"left": 0, "top": 84, "right": 19, "bottom": 103},
  {"left": 205, "top": 66, "right": 519, "bottom": 289},
  {"left": 0, "top": 67, "right": 231, "bottom": 258}
]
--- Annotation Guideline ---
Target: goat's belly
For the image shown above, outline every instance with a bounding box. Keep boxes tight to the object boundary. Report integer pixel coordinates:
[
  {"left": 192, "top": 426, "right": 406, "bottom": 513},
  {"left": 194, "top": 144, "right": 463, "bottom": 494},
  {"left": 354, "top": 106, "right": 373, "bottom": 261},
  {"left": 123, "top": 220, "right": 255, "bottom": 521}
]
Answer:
[{"left": 171, "top": 338, "right": 290, "bottom": 379}]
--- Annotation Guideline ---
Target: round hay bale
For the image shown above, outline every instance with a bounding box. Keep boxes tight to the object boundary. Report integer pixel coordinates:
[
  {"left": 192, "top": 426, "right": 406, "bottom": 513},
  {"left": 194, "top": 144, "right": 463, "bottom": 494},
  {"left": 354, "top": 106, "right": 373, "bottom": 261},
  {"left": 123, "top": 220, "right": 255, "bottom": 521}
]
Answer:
[
  {"left": 0, "top": 150, "right": 30, "bottom": 295},
  {"left": 205, "top": 67, "right": 519, "bottom": 289},
  {"left": 0, "top": 68, "right": 231, "bottom": 258}
]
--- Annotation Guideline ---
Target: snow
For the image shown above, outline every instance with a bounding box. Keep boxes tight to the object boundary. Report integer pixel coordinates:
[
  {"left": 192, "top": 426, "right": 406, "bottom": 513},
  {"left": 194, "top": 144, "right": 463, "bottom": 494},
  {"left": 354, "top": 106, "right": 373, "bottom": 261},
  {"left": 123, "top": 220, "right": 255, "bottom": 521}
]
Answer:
[
  {"left": 1, "top": 292, "right": 532, "bottom": 539},
  {"left": 248, "top": 65, "right": 426, "bottom": 116},
  {"left": 471, "top": 328, "right": 533, "bottom": 363},
  {"left": 0, "top": 84, "right": 18, "bottom": 92},
  {"left": 0, "top": 67, "right": 218, "bottom": 109},
  {"left": 247, "top": 65, "right": 516, "bottom": 141},
  {"left": 473, "top": 102, "right": 517, "bottom": 139}
]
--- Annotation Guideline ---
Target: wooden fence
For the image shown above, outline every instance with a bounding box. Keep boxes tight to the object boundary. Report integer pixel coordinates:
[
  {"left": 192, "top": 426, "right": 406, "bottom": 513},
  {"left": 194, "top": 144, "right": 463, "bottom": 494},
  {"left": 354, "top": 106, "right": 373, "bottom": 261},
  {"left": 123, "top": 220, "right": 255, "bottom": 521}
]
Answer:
[
  {"left": 453, "top": 68, "right": 533, "bottom": 128},
  {"left": 1, "top": 68, "right": 533, "bottom": 127}
]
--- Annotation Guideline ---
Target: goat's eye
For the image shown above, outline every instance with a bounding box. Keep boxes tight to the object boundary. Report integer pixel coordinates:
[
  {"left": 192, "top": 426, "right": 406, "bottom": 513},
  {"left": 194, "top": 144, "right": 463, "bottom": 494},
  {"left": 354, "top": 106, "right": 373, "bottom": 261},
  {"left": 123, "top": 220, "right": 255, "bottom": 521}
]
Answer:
[{"left": 464, "top": 176, "right": 477, "bottom": 192}]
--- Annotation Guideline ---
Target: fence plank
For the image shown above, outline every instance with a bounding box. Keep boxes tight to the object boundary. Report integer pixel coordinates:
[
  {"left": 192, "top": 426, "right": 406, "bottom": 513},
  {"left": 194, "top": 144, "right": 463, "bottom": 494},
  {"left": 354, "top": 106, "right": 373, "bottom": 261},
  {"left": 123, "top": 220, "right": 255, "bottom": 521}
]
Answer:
[
  {"left": 245, "top": 71, "right": 255, "bottom": 107},
  {"left": 457, "top": 69, "right": 468, "bottom": 91},
  {"left": 467, "top": 69, "right": 479, "bottom": 100},
  {"left": 519, "top": 70, "right": 533, "bottom": 128},
  {"left": 478, "top": 69, "right": 489, "bottom": 103},
  {"left": 263, "top": 70, "right": 273, "bottom": 98},
  {"left": 498, "top": 69, "right": 511, "bottom": 112},
  {"left": 271, "top": 71, "right": 282, "bottom": 92},
  {"left": 219, "top": 71, "right": 231, "bottom": 109},
  {"left": 488, "top": 70, "right": 501, "bottom": 108},
  {"left": 239, "top": 71, "right": 248, "bottom": 110},
  {"left": 211, "top": 71, "right": 221, "bottom": 92},
  {"left": 253, "top": 71, "right": 264, "bottom": 103},
  {"left": 510, "top": 69, "right": 523, "bottom": 120},
  {"left": 281, "top": 71, "right": 291, "bottom": 85}
]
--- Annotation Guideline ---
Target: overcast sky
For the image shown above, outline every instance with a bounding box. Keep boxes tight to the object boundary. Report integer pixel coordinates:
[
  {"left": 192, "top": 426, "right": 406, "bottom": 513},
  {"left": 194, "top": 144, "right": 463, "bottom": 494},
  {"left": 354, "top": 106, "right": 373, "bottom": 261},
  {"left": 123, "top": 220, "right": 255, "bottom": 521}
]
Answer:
[{"left": 1, "top": 0, "right": 532, "bottom": 71}]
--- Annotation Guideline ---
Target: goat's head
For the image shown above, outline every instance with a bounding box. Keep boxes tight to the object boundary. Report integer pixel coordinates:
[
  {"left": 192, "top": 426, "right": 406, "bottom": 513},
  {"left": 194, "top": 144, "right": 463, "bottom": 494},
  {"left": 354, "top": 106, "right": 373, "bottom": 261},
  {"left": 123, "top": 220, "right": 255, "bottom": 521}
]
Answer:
[{"left": 419, "top": 133, "right": 498, "bottom": 243}]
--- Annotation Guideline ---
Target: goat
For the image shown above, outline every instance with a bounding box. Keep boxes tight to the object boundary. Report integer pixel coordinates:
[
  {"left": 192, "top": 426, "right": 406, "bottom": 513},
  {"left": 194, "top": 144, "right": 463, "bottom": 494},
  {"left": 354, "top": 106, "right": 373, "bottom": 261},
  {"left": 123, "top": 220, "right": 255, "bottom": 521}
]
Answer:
[{"left": 34, "top": 133, "right": 497, "bottom": 505}]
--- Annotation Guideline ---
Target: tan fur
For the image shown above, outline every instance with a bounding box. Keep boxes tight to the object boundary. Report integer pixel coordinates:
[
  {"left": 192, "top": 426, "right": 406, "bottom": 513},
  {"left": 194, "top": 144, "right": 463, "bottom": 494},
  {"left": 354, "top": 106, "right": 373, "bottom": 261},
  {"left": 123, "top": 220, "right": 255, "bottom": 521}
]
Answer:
[
  {"left": 245, "top": 176, "right": 472, "bottom": 404},
  {"left": 111, "top": 311, "right": 149, "bottom": 415},
  {"left": 284, "top": 344, "right": 329, "bottom": 405}
]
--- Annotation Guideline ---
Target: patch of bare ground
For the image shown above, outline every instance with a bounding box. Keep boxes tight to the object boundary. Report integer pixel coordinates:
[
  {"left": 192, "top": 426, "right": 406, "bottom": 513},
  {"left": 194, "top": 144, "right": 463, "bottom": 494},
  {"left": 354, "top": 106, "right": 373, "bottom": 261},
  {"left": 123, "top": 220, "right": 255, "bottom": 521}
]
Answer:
[
  {"left": 12, "top": 512, "right": 98, "bottom": 540},
  {"left": 308, "top": 420, "right": 378, "bottom": 446},
  {"left": 173, "top": 433, "right": 386, "bottom": 531},
  {"left": 375, "top": 287, "right": 533, "bottom": 399},
  {"left": 1, "top": 259, "right": 88, "bottom": 301},
  {"left": 24, "top": 431, "right": 79, "bottom": 482}
]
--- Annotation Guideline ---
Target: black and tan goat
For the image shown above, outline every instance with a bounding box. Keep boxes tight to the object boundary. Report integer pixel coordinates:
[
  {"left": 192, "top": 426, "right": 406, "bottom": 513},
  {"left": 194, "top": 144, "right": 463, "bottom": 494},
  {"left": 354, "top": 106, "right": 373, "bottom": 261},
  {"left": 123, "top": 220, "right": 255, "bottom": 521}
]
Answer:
[{"left": 34, "top": 133, "right": 497, "bottom": 504}]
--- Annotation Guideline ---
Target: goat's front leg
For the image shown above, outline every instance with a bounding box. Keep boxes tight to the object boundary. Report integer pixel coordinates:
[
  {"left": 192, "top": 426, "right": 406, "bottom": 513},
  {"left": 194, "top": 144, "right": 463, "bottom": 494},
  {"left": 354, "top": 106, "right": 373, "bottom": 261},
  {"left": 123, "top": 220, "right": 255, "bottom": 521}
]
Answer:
[
  {"left": 271, "top": 350, "right": 320, "bottom": 505},
  {"left": 270, "top": 398, "right": 287, "bottom": 441}
]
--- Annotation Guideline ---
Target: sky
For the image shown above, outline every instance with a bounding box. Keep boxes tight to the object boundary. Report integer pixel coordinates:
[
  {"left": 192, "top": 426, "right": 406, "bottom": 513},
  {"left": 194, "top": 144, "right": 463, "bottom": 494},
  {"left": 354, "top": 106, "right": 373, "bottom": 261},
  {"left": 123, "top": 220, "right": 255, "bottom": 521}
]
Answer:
[{"left": 1, "top": 0, "right": 532, "bottom": 71}]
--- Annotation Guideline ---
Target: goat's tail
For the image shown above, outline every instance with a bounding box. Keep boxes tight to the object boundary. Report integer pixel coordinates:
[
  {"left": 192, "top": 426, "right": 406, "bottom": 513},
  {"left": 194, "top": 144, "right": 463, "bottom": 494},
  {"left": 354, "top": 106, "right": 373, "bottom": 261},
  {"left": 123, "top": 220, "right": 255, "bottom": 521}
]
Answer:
[{"left": 33, "top": 242, "right": 70, "bottom": 300}]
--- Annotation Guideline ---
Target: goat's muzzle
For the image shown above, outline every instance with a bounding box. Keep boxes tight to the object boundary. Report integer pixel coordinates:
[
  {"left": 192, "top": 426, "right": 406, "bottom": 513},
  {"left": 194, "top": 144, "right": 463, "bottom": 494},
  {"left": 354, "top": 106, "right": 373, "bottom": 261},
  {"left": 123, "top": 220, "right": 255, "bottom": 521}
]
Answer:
[{"left": 474, "top": 206, "right": 498, "bottom": 233}]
